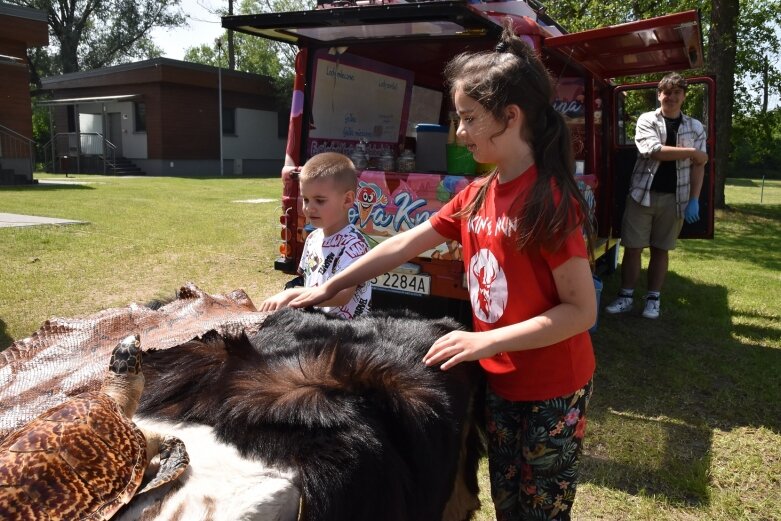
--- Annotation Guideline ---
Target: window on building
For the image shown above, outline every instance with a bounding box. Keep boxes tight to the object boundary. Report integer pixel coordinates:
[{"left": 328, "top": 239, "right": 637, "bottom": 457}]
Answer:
[
  {"left": 278, "top": 109, "right": 289, "bottom": 139},
  {"left": 66, "top": 105, "right": 75, "bottom": 132},
  {"left": 134, "top": 102, "right": 147, "bottom": 132},
  {"left": 222, "top": 107, "right": 236, "bottom": 135}
]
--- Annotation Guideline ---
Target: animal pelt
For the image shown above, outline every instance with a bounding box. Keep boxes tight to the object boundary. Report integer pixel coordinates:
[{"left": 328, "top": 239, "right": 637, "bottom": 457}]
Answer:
[
  {"left": 116, "top": 418, "right": 300, "bottom": 521},
  {"left": 137, "top": 308, "right": 485, "bottom": 521}
]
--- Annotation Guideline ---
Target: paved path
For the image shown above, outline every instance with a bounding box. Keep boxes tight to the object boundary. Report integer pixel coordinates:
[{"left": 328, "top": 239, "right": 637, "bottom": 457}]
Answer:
[
  {"left": 0, "top": 213, "right": 86, "bottom": 228},
  {"left": 233, "top": 198, "right": 275, "bottom": 203}
]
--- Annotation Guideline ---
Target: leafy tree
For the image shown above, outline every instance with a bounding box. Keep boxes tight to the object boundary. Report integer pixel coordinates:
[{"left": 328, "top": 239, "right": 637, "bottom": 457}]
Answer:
[
  {"left": 183, "top": 0, "right": 314, "bottom": 121},
  {"left": 31, "top": 103, "right": 51, "bottom": 165},
  {"left": 8, "top": 0, "right": 186, "bottom": 82},
  {"left": 183, "top": 45, "right": 224, "bottom": 68},
  {"left": 183, "top": 31, "right": 286, "bottom": 78},
  {"left": 731, "top": 109, "right": 781, "bottom": 176},
  {"left": 546, "top": 0, "right": 704, "bottom": 33},
  {"left": 184, "top": 0, "right": 313, "bottom": 76},
  {"left": 733, "top": 0, "right": 781, "bottom": 115}
]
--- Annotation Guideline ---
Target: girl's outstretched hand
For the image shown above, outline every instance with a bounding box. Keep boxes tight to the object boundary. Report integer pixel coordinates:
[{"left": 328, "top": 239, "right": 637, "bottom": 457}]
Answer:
[
  {"left": 259, "top": 288, "right": 300, "bottom": 312},
  {"left": 423, "top": 330, "right": 496, "bottom": 370},
  {"left": 289, "top": 285, "right": 333, "bottom": 309}
]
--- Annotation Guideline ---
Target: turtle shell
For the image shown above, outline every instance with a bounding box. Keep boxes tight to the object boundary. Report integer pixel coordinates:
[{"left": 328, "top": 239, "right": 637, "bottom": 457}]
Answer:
[{"left": 0, "top": 391, "right": 147, "bottom": 521}]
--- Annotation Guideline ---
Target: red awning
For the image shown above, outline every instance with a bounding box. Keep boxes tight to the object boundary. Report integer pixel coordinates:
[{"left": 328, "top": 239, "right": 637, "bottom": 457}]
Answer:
[{"left": 545, "top": 10, "right": 703, "bottom": 79}]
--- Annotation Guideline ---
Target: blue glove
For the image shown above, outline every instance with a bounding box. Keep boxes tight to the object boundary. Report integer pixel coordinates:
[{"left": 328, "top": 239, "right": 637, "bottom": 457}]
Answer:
[{"left": 684, "top": 199, "right": 700, "bottom": 224}]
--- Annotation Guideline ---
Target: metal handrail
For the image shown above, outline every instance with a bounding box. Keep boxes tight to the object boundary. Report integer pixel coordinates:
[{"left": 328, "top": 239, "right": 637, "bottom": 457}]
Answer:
[
  {"left": 42, "top": 132, "right": 118, "bottom": 174},
  {"left": 0, "top": 123, "right": 35, "bottom": 180}
]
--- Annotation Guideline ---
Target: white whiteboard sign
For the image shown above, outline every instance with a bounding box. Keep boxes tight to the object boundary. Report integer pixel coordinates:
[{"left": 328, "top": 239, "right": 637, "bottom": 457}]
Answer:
[
  {"left": 310, "top": 51, "right": 413, "bottom": 144},
  {"left": 406, "top": 85, "right": 444, "bottom": 137}
]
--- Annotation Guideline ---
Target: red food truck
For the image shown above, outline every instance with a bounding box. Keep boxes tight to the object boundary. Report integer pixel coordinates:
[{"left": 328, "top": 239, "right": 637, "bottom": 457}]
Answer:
[{"left": 223, "top": 1, "right": 715, "bottom": 322}]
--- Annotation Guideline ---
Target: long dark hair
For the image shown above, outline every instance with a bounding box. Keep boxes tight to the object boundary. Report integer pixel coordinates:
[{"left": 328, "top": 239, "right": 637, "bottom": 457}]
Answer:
[{"left": 445, "top": 21, "right": 595, "bottom": 262}]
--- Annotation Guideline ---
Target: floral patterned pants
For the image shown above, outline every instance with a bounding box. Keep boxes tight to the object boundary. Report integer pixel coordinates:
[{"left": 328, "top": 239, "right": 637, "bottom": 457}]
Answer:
[{"left": 486, "top": 380, "right": 593, "bottom": 521}]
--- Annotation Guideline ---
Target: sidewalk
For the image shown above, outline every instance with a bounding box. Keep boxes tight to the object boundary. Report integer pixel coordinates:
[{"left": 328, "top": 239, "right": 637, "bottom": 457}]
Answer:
[{"left": 0, "top": 213, "right": 86, "bottom": 228}]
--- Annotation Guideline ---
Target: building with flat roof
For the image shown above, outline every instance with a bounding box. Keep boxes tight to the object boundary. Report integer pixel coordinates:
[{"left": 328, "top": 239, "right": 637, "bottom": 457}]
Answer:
[
  {"left": 40, "top": 58, "right": 287, "bottom": 176},
  {"left": 0, "top": 2, "right": 48, "bottom": 184}
]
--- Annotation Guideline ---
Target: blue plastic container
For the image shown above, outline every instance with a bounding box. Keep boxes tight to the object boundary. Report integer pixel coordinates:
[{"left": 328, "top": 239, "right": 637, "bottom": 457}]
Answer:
[{"left": 415, "top": 123, "right": 448, "bottom": 172}]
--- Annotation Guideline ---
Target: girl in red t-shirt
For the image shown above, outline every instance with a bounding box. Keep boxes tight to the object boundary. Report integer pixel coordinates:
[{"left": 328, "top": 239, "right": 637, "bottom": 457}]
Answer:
[{"left": 291, "top": 21, "right": 597, "bottom": 520}]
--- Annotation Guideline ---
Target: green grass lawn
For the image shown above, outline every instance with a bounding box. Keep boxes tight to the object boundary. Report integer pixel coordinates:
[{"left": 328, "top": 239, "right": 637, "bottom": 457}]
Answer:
[
  {"left": 0, "top": 174, "right": 290, "bottom": 346},
  {"left": 1, "top": 174, "right": 779, "bottom": 520}
]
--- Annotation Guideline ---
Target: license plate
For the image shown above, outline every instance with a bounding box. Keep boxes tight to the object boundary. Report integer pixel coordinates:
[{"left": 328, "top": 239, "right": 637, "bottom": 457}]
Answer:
[{"left": 371, "top": 272, "right": 431, "bottom": 296}]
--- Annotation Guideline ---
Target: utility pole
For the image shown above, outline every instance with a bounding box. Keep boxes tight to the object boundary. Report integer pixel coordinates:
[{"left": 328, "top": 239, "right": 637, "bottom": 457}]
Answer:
[
  {"left": 228, "top": 0, "right": 235, "bottom": 70},
  {"left": 217, "top": 38, "right": 224, "bottom": 176}
]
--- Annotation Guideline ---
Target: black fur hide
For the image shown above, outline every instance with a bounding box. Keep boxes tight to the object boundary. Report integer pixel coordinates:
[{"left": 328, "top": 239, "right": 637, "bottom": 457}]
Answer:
[{"left": 138, "top": 308, "right": 485, "bottom": 521}]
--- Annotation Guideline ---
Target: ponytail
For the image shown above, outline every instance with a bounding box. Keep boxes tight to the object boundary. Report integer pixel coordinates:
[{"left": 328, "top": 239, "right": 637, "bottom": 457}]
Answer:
[
  {"left": 522, "top": 105, "right": 595, "bottom": 264},
  {"left": 445, "top": 19, "right": 595, "bottom": 266}
]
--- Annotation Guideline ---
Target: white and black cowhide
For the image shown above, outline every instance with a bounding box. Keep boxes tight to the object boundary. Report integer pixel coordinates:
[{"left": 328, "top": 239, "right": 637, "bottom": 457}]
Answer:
[
  {"left": 133, "top": 308, "right": 485, "bottom": 521},
  {"left": 117, "top": 419, "right": 301, "bottom": 521}
]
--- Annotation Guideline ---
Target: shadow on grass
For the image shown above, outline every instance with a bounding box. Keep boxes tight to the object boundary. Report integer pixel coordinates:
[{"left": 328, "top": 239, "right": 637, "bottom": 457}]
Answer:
[
  {"left": 176, "top": 174, "right": 280, "bottom": 180},
  {"left": 586, "top": 267, "right": 780, "bottom": 507},
  {"left": 0, "top": 318, "right": 12, "bottom": 352},
  {"left": 726, "top": 178, "right": 759, "bottom": 187},
  {"left": 0, "top": 184, "right": 94, "bottom": 192}
]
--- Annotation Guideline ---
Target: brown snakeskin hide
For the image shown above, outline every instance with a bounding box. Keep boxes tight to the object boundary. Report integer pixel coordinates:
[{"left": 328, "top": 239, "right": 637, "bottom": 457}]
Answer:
[{"left": 0, "top": 283, "right": 271, "bottom": 442}]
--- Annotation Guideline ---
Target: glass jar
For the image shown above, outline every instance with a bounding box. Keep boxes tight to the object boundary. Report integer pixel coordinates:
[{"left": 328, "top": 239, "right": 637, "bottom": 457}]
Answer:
[
  {"left": 350, "top": 140, "right": 369, "bottom": 170},
  {"left": 397, "top": 149, "right": 415, "bottom": 173},
  {"left": 379, "top": 149, "right": 395, "bottom": 171}
]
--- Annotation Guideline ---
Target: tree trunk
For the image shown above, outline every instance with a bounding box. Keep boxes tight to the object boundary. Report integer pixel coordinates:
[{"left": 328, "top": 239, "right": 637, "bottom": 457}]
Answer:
[
  {"left": 26, "top": 52, "right": 42, "bottom": 89},
  {"left": 761, "top": 55, "right": 769, "bottom": 115},
  {"left": 707, "top": 0, "right": 740, "bottom": 209},
  {"left": 59, "top": 35, "right": 80, "bottom": 74}
]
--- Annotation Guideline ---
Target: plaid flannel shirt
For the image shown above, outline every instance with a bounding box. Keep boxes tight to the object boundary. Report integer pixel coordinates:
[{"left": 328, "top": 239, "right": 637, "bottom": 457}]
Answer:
[{"left": 629, "top": 109, "right": 707, "bottom": 216}]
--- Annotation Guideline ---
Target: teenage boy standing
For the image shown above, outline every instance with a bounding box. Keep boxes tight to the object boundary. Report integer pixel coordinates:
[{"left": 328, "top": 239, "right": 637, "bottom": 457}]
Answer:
[{"left": 605, "top": 73, "right": 708, "bottom": 319}]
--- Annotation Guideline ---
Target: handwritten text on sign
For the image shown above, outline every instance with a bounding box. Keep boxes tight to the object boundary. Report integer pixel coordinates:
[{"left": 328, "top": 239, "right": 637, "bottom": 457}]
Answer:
[{"left": 310, "top": 52, "right": 413, "bottom": 144}]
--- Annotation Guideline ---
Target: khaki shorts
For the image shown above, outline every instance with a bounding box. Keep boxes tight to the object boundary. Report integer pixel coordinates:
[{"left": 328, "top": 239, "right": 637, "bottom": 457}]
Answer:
[{"left": 621, "top": 193, "right": 683, "bottom": 251}]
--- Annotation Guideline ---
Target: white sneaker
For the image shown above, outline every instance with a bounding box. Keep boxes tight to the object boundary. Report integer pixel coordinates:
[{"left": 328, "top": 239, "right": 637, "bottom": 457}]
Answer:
[
  {"left": 642, "top": 297, "right": 660, "bottom": 319},
  {"left": 605, "top": 296, "right": 633, "bottom": 314}
]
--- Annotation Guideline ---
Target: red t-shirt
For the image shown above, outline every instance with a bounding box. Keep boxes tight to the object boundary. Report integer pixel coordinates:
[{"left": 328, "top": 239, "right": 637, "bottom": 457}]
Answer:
[{"left": 429, "top": 166, "right": 595, "bottom": 401}]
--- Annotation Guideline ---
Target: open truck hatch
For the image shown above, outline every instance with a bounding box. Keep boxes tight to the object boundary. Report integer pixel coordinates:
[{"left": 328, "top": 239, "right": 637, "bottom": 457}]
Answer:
[
  {"left": 221, "top": 0, "right": 714, "bottom": 312},
  {"left": 222, "top": 1, "right": 506, "bottom": 46},
  {"left": 545, "top": 10, "right": 703, "bottom": 79}
]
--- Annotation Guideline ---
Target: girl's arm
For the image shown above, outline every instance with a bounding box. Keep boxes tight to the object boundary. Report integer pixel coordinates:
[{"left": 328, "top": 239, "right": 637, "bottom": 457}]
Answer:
[
  {"left": 259, "top": 287, "right": 306, "bottom": 312},
  {"left": 424, "top": 256, "right": 596, "bottom": 370},
  {"left": 260, "top": 286, "right": 358, "bottom": 312},
  {"left": 289, "top": 222, "right": 448, "bottom": 309},
  {"left": 322, "top": 286, "right": 360, "bottom": 307}
]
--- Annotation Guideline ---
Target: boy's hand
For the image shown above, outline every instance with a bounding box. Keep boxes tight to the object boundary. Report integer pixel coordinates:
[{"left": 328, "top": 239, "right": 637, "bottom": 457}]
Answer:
[
  {"left": 423, "top": 330, "right": 498, "bottom": 371},
  {"left": 289, "top": 285, "right": 334, "bottom": 309},
  {"left": 259, "top": 289, "right": 301, "bottom": 312}
]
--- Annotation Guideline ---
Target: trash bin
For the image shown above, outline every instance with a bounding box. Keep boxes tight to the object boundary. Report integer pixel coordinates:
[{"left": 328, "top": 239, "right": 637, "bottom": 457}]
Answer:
[
  {"left": 59, "top": 156, "right": 69, "bottom": 173},
  {"left": 589, "top": 275, "right": 603, "bottom": 334}
]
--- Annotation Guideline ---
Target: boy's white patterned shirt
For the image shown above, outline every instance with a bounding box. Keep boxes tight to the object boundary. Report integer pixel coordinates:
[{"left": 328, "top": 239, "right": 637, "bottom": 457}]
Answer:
[{"left": 298, "top": 223, "right": 371, "bottom": 318}]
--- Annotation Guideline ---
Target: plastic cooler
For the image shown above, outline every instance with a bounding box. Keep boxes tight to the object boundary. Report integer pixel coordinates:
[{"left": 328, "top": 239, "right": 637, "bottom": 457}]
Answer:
[{"left": 415, "top": 124, "right": 448, "bottom": 172}]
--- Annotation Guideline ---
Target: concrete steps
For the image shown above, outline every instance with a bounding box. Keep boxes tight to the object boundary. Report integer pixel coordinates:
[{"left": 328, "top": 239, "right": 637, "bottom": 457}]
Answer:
[{"left": 111, "top": 157, "right": 146, "bottom": 176}]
